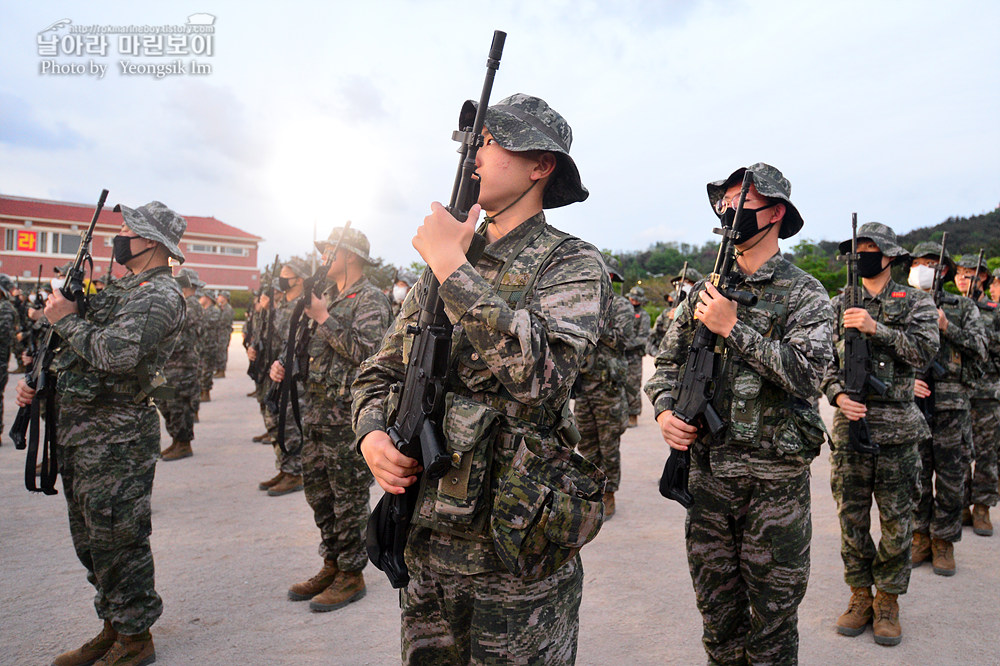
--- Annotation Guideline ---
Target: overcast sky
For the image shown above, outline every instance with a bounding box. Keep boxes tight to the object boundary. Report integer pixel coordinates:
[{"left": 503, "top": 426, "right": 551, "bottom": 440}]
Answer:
[{"left": 1, "top": 1, "right": 997, "bottom": 269}]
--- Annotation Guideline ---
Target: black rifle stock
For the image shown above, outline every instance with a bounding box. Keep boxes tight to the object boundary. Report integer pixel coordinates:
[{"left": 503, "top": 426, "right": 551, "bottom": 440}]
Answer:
[
  {"left": 916, "top": 232, "right": 956, "bottom": 420},
  {"left": 841, "top": 213, "right": 887, "bottom": 454},
  {"left": 367, "top": 30, "right": 505, "bottom": 588},
  {"left": 658, "top": 172, "right": 758, "bottom": 508},
  {"left": 10, "top": 188, "right": 108, "bottom": 494}
]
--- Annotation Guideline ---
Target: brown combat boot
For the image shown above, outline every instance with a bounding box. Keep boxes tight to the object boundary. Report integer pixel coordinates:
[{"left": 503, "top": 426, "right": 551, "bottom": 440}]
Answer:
[
  {"left": 288, "top": 559, "right": 340, "bottom": 601},
  {"left": 972, "top": 504, "right": 994, "bottom": 537},
  {"left": 159, "top": 439, "right": 178, "bottom": 459},
  {"left": 835, "top": 586, "right": 873, "bottom": 636},
  {"left": 603, "top": 492, "right": 616, "bottom": 519},
  {"left": 931, "top": 538, "right": 956, "bottom": 576},
  {"left": 160, "top": 441, "right": 192, "bottom": 461},
  {"left": 627, "top": 414, "right": 638, "bottom": 428},
  {"left": 251, "top": 431, "right": 270, "bottom": 443},
  {"left": 52, "top": 620, "right": 117, "bottom": 666},
  {"left": 872, "top": 590, "right": 901, "bottom": 646},
  {"left": 910, "top": 532, "right": 931, "bottom": 567},
  {"left": 309, "top": 571, "right": 366, "bottom": 612},
  {"left": 200, "top": 389, "right": 211, "bottom": 402},
  {"left": 214, "top": 369, "right": 226, "bottom": 379},
  {"left": 258, "top": 471, "right": 285, "bottom": 491},
  {"left": 93, "top": 631, "right": 154, "bottom": 666},
  {"left": 267, "top": 473, "right": 303, "bottom": 496}
]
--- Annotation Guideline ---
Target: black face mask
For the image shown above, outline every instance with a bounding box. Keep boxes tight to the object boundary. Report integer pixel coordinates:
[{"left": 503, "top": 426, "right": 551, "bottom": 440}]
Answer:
[
  {"left": 724, "top": 204, "right": 777, "bottom": 244},
  {"left": 277, "top": 276, "right": 293, "bottom": 292},
  {"left": 112, "top": 235, "right": 152, "bottom": 265},
  {"left": 857, "top": 251, "right": 886, "bottom": 278}
]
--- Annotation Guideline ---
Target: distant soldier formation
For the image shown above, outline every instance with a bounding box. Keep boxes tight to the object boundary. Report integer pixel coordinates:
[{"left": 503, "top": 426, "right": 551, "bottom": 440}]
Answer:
[{"left": 3, "top": 73, "right": 998, "bottom": 666}]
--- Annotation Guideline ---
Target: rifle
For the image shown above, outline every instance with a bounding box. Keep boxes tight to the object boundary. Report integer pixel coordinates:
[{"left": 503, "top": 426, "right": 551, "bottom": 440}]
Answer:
[
  {"left": 247, "top": 255, "right": 279, "bottom": 382},
  {"left": 265, "top": 223, "right": 352, "bottom": 453},
  {"left": 671, "top": 261, "right": 690, "bottom": 306},
  {"left": 916, "top": 232, "right": 956, "bottom": 421},
  {"left": 840, "top": 213, "right": 887, "bottom": 455},
  {"left": 966, "top": 248, "right": 985, "bottom": 299},
  {"left": 10, "top": 188, "right": 109, "bottom": 494},
  {"left": 367, "top": 30, "right": 505, "bottom": 588},
  {"left": 658, "top": 171, "right": 759, "bottom": 508}
]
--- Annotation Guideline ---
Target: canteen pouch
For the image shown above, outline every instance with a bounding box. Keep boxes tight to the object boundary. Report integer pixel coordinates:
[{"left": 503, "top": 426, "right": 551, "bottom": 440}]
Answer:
[
  {"left": 491, "top": 436, "right": 606, "bottom": 580},
  {"left": 773, "top": 400, "right": 828, "bottom": 462}
]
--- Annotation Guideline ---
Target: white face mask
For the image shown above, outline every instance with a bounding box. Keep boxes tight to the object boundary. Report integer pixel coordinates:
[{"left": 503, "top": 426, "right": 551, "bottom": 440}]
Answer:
[
  {"left": 681, "top": 284, "right": 693, "bottom": 295},
  {"left": 392, "top": 285, "right": 409, "bottom": 303},
  {"left": 51, "top": 277, "right": 65, "bottom": 292},
  {"left": 908, "top": 264, "right": 936, "bottom": 290}
]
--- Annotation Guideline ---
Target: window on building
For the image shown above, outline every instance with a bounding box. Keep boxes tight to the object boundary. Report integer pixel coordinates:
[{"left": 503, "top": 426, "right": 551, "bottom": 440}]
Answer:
[
  {"left": 188, "top": 243, "right": 249, "bottom": 257},
  {"left": 54, "top": 232, "right": 81, "bottom": 256},
  {"left": 190, "top": 243, "right": 218, "bottom": 254},
  {"left": 4, "top": 229, "right": 15, "bottom": 251}
]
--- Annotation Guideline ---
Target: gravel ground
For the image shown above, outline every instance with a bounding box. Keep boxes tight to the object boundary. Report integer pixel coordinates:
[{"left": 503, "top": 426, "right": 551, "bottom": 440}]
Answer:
[{"left": 2, "top": 342, "right": 998, "bottom": 665}]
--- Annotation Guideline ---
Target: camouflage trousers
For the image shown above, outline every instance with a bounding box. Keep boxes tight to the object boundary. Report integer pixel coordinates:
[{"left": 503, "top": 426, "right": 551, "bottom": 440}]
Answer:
[
  {"left": 199, "top": 358, "right": 214, "bottom": 393},
  {"left": 59, "top": 437, "right": 163, "bottom": 636},
  {"left": 261, "top": 398, "right": 302, "bottom": 475},
  {"left": 301, "top": 422, "right": 369, "bottom": 571},
  {"left": 401, "top": 556, "right": 583, "bottom": 665},
  {"left": 625, "top": 351, "right": 643, "bottom": 416},
  {"left": 157, "top": 372, "right": 200, "bottom": 442},
  {"left": 687, "top": 466, "right": 811, "bottom": 666},
  {"left": 831, "top": 443, "right": 920, "bottom": 594},
  {"left": 0, "top": 364, "right": 7, "bottom": 427},
  {"left": 574, "top": 387, "right": 627, "bottom": 491},
  {"left": 216, "top": 333, "right": 230, "bottom": 373},
  {"left": 914, "top": 409, "right": 972, "bottom": 542},
  {"left": 967, "top": 399, "right": 1000, "bottom": 507}
]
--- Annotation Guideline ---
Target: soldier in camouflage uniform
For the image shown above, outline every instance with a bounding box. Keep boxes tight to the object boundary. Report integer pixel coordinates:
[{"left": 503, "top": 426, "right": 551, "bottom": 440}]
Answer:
[
  {"left": 647, "top": 267, "right": 703, "bottom": 357},
  {"left": 215, "top": 290, "right": 234, "bottom": 378},
  {"left": 256, "top": 259, "right": 309, "bottom": 496},
  {"left": 197, "top": 288, "right": 220, "bottom": 403},
  {"left": 624, "top": 285, "right": 650, "bottom": 427},
  {"left": 391, "top": 269, "right": 418, "bottom": 317},
  {"left": 645, "top": 164, "right": 835, "bottom": 664},
  {"left": 955, "top": 256, "right": 1000, "bottom": 536},
  {"left": 574, "top": 254, "right": 631, "bottom": 518},
  {"left": 276, "top": 226, "right": 392, "bottom": 611},
  {"left": 354, "top": 94, "right": 610, "bottom": 664},
  {"left": 0, "top": 274, "right": 18, "bottom": 434},
  {"left": 159, "top": 268, "right": 205, "bottom": 462},
  {"left": 907, "top": 242, "right": 987, "bottom": 576},
  {"left": 16, "top": 201, "right": 187, "bottom": 666},
  {"left": 821, "top": 223, "right": 939, "bottom": 645}
]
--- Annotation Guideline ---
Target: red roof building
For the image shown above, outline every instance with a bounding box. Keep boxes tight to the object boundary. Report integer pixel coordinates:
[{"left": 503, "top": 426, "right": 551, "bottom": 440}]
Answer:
[{"left": 0, "top": 194, "right": 262, "bottom": 290}]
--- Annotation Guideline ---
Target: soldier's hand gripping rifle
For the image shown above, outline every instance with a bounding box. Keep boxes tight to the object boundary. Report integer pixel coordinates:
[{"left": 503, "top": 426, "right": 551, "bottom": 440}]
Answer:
[
  {"left": 265, "top": 223, "right": 351, "bottom": 453},
  {"left": 658, "top": 172, "right": 758, "bottom": 508},
  {"left": 840, "top": 213, "right": 887, "bottom": 455},
  {"left": 916, "top": 232, "right": 956, "bottom": 421},
  {"left": 367, "top": 30, "right": 505, "bottom": 589},
  {"left": 11, "top": 188, "right": 109, "bottom": 495}
]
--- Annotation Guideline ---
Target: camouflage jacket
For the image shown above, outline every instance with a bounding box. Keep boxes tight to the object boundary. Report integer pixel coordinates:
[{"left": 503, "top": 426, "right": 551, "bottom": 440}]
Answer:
[
  {"left": 0, "top": 299, "right": 16, "bottom": 359},
  {"left": 51, "top": 266, "right": 185, "bottom": 446},
  {"left": 626, "top": 304, "right": 650, "bottom": 354},
  {"left": 578, "top": 291, "right": 631, "bottom": 392},
  {"left": 198, "top": 304, "right": 220, "bottom": 359},
  {"left": 821, "top": 279, "right": 939, "bottom": 447},
  {"left": 929, "top": 293, "right": 987, "bottom": 411},
  {"left": 219, "top": 302, "right": 234, "bottom": 333},
  {"left": 304, "top": 275, "right": 392, "bottom": 422},
  {"left": 645, "top": 253, "right": 835, "bottom": 479},
  {"left": 163, "top": 293, "right": 203, "bottom": 377},
  {"left": 353, "top": 212, "right": 610, "bottom": 576},
  {"left": 647, "top": 306, "right": 672, "bottom": 357},
  {"left": 972, "top": 297, "right": 1000, "bottom": 401}
]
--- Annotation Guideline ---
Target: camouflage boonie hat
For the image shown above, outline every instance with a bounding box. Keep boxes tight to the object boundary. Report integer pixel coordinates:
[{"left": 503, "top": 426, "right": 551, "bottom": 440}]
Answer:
[
  {"left": 201, "top": 288, "right": 217, "bottom": 302},
  {"left": 55, "top": 262, "right": 72, "bottom": 275},
  {"left": 911, "top": 241, "right": 955, "bottom": 281},
  {"left": 837, "top": 222, "right": 908, "bottom": 259},
  {"left": 173, "top": 272, "right": 192, "bottom": 290},
  {"left": 396, "top": 269, "right": 418, "bottom": 286},
  {"left": 601, "top": 254, "right": 624, "bottom": 282},
  {"left": 178, "top": 267, "right": 204, "bottom": 288},
  {"left": 283, "top": 257, "right": 311, "bottom": 279},
  {"left": 113, "top": 201, "right": 187, "bottom": 263},
  {"left": 475, "top": 93, "right": 588, "bottom": 209},
  {"left": 314, "top": 225, "right": 374, "bottom": 265},
  {"left": 0, "top": 274, "right": 13, "bottom": 297},
  {"left": 218, "top": 290, "right": 231, "bottom": 300},
  {"left": 670, "top": 267, "right": 703, "bottom": 284},
  {"left": 627, "top": 285, "right": 647, "bottom": 303},
  {"left": 707, "top": 163, "right": 803, "bottom": 239},
  {"left": 956, "top": 255, "right": 989, "bottom": 273}
]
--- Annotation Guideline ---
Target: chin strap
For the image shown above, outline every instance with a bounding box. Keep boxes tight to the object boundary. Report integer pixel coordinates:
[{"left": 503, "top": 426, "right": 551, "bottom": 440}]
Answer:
[
  {"left": 734, "top": 220, "right": 779, "bottom": 258},
  {"left": 483, "top": 181, "right": 538, "bottom": 226}
]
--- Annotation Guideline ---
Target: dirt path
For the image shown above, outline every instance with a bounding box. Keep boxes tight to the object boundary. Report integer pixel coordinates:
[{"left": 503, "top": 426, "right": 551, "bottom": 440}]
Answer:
[{"left": 2, "top": 345, "right": 998, "bottom": 665}]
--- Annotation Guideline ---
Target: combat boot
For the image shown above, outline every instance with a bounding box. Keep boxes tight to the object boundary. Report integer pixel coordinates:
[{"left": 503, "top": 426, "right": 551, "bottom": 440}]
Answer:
[
  {"left": 288, "top": 558, "right": 339, "bottom": 601},
  {"left": 972, "top": 504, "right": 994, "bottom": 537},
  {"left": 872, "top": 591, "right": 901, "bottom": 646},
  {"left": 200, "top": 389, "right": 211, "bottom": 402},
  {"left": 52, "top": 620, "right": 117, "bottom": 666},
  {"left": 930, "top": 538, "right": 956, "bottom": 576},
  {"left": 258, "top": 471, "right": 285, "bottom": 491},
  {"left": 835, "top": 586, "right": 873, "bottom": 636},
  {"left": 603, "top": 491, "right": 616, "bottom": 519},
  {"left": 93, "top": 631, "right": 154, "bottom": 666},
  {"left": 962, "top": 506, "right": 973, "bottom": 526},
  {"left": 309, "top": 571, "right": 366, "bottom": 612},
  {"left": 268, "top": 473, "right": 303, "bottom": 496},
  {"left": 627, "top": 415, "right": 638, "bottom": 428},
  {"left": 214, "top": 369, "right": 226, "bottom": 379},
  {"left": 160, "top": 441, "right": 192, "bottom": 461},
  {"left": 251, "top": 432, "right": 270, "bottom": 442},
  {"left": 159, "top": 439, "right": 178, "bottom": 459},
  {"left": 910, "top": 532, "right": 931, "bottom": 567}
]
